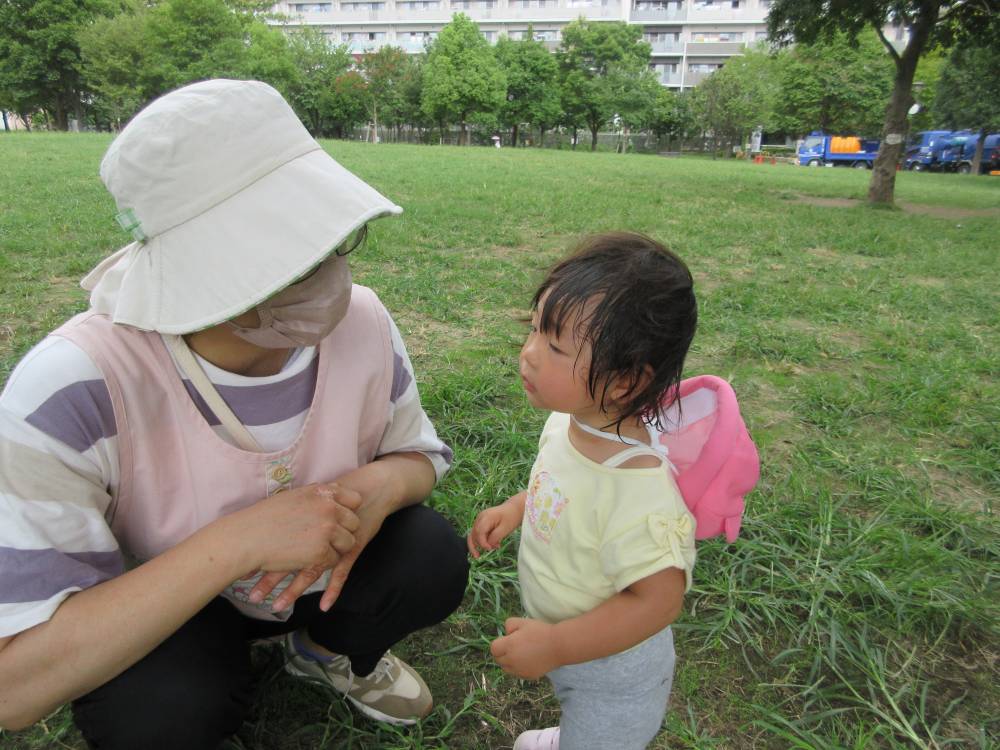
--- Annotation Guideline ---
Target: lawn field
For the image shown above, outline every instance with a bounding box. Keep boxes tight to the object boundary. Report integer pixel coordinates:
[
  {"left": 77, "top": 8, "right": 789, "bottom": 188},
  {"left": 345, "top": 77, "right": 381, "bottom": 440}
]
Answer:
[{"left": 1, "top": 133, "right": 998, "bottom": 750}]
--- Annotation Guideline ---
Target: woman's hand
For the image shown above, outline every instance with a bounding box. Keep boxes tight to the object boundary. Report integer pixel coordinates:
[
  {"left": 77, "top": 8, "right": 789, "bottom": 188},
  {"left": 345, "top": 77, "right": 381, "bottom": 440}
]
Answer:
[
  {"left": 229, "top": 482, "right": 362, "bottom": 607},
  {"left": 248, "top": 452, "right": 436, "bottom": 612},
  {"left": 467, "top": 491, "right": 526, "bottom": 558},
  {"left": 490, "top": 617, "right": 561, "bottom": 680}
]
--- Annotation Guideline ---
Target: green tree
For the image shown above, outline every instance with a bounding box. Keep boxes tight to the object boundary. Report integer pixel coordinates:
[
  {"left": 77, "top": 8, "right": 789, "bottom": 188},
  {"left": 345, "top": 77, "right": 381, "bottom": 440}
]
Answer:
[
  {"left": 284, "top": 26, "right": 354, "bottom": 136},
  {"left": 0, "top": 0, "right": 121, "bottom": 129},
  {"left": 327, "top": 70, "right": 368, "bottom": 138},
  {"left": 362, "top": 45, "right": 410, "bottom": 142},
  {"left": 557, "top": 19, "right": 652, "bottom": 151},
  {"left": 494, "top": 30, "right": 560, "bottom": 147},
  {"left": 77, "top": 1, "right": 148, "bottom": 129},
  {"left": 934, "top": 40, "right": 1000, "bottom": 174},
  {"left": 774, "top": 31, "right": 894, "bottom": 136},
  {"left": 421, "top": 13, "right": 506, "bottom": 145},
  {"left": 691, "top": 46, "right": 779, "bottom": 157},
  {"left": 646, "top": 86, "right": 690, "bottom": 151},
  {"left": 240, "top": 20, "right": 300, "bottom": 100},
  {"left": 768, "top": 0, "right": 999, "bottom": 205},
  {"left": 139, "top": 0, "right": 247, "bottom": 99}
]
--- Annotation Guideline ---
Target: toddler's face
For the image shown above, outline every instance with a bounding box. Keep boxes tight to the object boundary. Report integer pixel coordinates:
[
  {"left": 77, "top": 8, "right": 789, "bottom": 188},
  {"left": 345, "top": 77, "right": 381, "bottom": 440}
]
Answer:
[{"left": 518, "top": 293, "right": 601, "bottom": 421}]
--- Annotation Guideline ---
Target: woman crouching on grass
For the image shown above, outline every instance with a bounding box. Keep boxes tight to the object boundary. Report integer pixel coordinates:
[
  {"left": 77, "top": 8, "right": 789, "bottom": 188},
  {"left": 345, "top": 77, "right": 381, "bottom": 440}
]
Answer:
[{"left": 0, "top": 79, "right": 468, "bottom": 748}]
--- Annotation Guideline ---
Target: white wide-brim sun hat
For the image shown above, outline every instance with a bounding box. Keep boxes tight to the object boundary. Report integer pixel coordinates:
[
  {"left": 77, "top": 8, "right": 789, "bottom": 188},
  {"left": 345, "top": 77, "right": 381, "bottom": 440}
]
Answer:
[{"left": 83, "top": 79, "right": 402, "bottom": 335}]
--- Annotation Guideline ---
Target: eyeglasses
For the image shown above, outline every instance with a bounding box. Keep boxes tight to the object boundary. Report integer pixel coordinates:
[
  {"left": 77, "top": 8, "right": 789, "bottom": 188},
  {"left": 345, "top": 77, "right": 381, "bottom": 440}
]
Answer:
[{"left": 334, "top": 224, "right": 368, "bottom": 257}]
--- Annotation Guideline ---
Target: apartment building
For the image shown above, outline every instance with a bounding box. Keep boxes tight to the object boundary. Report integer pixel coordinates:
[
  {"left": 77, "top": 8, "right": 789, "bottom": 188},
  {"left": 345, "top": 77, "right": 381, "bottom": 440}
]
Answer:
[{"left": 270, "top": 0, "right": 774, "bottom": 89}]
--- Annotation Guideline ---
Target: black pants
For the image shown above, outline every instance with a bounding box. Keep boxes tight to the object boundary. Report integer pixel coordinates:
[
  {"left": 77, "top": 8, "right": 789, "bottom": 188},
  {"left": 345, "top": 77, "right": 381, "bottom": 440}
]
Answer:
[{"left": 71, "top": 504, "right": 469, "bottom": 750}]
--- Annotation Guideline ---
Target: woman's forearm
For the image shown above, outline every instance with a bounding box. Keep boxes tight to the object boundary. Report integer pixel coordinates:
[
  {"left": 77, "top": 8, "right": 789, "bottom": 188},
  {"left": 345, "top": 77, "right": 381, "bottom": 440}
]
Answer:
[{"left": 0, "top": 519, "right": 247, "bottom": 730}]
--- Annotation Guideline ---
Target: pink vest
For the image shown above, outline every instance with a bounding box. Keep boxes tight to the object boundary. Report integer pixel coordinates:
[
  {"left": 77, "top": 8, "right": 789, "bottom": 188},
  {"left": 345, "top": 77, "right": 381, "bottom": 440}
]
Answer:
[{"left": 53, "top": 285, "right": 393, "bottom": 618}]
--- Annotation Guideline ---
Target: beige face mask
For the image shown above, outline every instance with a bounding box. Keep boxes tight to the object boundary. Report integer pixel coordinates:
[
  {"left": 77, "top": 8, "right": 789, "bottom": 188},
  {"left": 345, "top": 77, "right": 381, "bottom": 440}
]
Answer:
[{"left": 227, "top": 255, "right": 352, "bottom": 348}]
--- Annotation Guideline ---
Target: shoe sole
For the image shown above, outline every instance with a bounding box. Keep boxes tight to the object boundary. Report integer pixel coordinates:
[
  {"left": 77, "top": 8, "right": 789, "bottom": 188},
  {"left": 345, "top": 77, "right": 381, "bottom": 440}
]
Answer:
[{"left": 284, "top": 661, "right": 428, "bottom": 726}]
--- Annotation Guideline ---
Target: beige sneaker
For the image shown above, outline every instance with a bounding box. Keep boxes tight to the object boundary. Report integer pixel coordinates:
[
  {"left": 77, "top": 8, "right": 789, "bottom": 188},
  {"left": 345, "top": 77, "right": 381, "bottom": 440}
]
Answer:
[{"left": 283, "top": 632, "right": 433, "bottom": 725}]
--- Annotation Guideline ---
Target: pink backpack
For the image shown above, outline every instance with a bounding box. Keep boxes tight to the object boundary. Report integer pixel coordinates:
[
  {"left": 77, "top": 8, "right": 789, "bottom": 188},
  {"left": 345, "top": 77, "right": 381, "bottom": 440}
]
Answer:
[{"left": 655, "top": 375, "right": 759, "bottom": 543}]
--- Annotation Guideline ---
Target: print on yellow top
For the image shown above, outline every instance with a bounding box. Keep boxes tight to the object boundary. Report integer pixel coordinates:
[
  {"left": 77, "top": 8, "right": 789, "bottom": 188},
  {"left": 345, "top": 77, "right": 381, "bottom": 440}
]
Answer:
[{"left": 526, "top": 470, "right": 569, "bottom": 543}]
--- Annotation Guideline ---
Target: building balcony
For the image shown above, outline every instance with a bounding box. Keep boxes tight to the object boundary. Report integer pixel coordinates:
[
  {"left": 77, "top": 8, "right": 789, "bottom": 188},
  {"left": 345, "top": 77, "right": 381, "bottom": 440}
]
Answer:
[
  {"left": 344, "top": 39, "right": 389, "bottom": 52},
  {"left": 504, "top": 4, "right": 579, "bottom": 19},
  {"left": 648, "top": 40, "right": 683, "bottom": 53},
  {"left": 631, "top": 6, "right": 687, "bottom": 22},
  {"left": 686, "top": 6, "right": 763, "bottom": 22},
  {"left": 394, "top": 4, "right": 452, "bottom": 20},
  {"left": 685, "top": 40, "right": 743, "bottom": 55},
  {"left": 312, "top": 5, "right": 386, "bottom": 22}
]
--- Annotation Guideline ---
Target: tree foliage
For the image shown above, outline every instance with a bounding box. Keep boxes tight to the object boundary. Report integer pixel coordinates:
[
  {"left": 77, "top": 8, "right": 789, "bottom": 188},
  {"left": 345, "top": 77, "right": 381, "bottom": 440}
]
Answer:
[
  {"left": 494, "top": 30, "right": 560, "bottom": 146},
  {"left": 774, "top": 31, "right": 893, "bottom": 136},
  {"left": 933, "top": 38, "right": 1000, "bottom": 173},
  {"left": 0, "top": 0, "right": 122, "bottom": 129},
  {"left": 362, "top": 45, "right": 411, "bottom": 139},
  {"left": 692, "top": 46, "right": 779, "bottom": 155},
  {"left": 557, "top": 18, "right": 652, "bottom": 150},
  {"left": 421, "top": 13, "right": 505, "bottom": 145}
]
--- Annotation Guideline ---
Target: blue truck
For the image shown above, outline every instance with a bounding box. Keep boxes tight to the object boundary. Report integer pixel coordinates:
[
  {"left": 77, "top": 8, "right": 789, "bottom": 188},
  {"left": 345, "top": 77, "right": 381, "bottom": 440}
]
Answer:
[
  {"left": 949, "top": 132, "right": 1000, "bottom": 174},
  {"left": 904, "top": 130, "right": 952, "bottom": 171},
  {"left": 798, "top": 131, "right": 880, "bottom": 168}
]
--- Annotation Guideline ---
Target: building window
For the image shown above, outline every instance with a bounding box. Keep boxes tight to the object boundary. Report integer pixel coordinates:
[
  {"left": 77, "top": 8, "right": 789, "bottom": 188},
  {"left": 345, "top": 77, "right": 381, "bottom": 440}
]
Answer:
[
  {"left": 509, "top": 28, "right": 557, "bottom": 39},
  {"left": 289, "top": 2, "right": 332, "bottom": 10},
  {"left": 691, "top": 31, "right": 743, "bottom": 41},
  {"left": 689, "top": 62, "right": 721, "bottom": 73},
  {"left": 341, "top": 1, "right": 384, "bottom": 8},
  {"left": 634, "top": 0, "right": 682, "bottom": 10},
  {"left": 481, "top": 30, "right": 496, "bottom": 41},
  {"left": 731, "top": 0, "right": 740, "bottom": 7},
  {"left": 345, "top": 31, "right": 386, "bottom": 40},
  {"left": 513, "top": 0, "right": 556, "bottom": 7},
  {"left": 453, "top": 0, "right": 496, "bottom": 7},
  {"left": 398, "top": 1, "right": 441, "bottom": 8},
  {"left": 644, "top": 31, "right": 680, "bottom": 42}
]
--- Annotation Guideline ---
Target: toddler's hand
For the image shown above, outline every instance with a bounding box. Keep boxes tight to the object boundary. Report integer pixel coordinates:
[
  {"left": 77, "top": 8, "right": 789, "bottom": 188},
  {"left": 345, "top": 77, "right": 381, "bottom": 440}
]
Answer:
[
  {"left": 467, "top": 498, "right": 523, "bottom": 558},
  {"left": 490, "top": 617, "right": 561, "bottom": 680}
]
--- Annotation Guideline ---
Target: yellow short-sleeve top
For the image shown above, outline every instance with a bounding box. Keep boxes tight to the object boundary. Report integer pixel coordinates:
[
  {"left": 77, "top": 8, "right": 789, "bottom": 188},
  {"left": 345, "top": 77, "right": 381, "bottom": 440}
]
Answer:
[{"left": 518, "top": 412, "right": 697, "bottom": 625}]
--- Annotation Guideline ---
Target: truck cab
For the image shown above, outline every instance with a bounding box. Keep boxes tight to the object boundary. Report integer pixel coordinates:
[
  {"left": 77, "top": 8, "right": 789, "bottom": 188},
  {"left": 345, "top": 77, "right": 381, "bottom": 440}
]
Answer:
[{"left": 904, "top": 130, "right": 951, "bottom": 171}]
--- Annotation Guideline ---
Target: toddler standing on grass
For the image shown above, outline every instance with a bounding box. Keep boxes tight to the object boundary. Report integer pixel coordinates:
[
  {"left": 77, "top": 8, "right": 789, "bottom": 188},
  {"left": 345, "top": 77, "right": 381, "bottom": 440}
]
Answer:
[{"left": 468, "top": 231, "right": 699, "bottom": 750}]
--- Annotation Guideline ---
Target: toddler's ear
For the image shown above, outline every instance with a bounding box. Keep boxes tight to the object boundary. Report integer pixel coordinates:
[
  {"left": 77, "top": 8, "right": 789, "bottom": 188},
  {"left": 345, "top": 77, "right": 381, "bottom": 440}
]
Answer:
[{"left": 609, "top": 364, "right": 655, "bottom": 404}]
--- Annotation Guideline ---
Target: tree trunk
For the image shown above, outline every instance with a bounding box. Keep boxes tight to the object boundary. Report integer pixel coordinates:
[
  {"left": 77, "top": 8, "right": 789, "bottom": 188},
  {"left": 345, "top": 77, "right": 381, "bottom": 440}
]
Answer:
[
  {"left": 539, "top": 126, "right": 547, "bottom": 148},
  {"left": 868, "top": 8, "right": 937, "bottom": 205},
  {"left": 2, "top": 111, "right": 8, "bottom": 131},
  {"left": 572, "top": 126, "right": 578, "bottom": 150},
  {"left": 512, "top": 123, "right": 519, "bottom": 148},
  {"left": 970, "top": 128, "right": 986, "bottom": 175},
  {"left": 460, "top": 117, "right": 468, "bottom": 146},
  {"left": 19, "top": 112, "right": 31, "bottom": 131},
  {"left": 590, "top": 124, "right": 598, "bottom": 151}
]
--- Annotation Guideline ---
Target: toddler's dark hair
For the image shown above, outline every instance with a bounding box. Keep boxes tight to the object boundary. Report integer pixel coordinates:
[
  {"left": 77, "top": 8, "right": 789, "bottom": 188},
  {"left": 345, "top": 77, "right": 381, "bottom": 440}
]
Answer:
[{"left": 533, "top": 231, "right": 697, "bottom": 432}]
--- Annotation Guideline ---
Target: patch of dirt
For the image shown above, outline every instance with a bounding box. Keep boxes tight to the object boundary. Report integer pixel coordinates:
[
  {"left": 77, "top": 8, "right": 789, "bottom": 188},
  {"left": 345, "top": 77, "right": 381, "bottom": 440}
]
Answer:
[
  {"left": 794, "top": 195, "right": 861, "bottom": 209},
  {"left": 392, "top": 309, "right": 471, "bottom": 363},
  {"left": 787, "top": 193, "right": 1000, "bottom": 218}
]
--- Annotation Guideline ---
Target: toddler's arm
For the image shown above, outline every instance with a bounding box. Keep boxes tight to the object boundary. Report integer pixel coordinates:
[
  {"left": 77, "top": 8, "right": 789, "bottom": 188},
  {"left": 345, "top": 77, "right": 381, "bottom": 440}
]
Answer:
[
  {"left": 467, "top": 491, "right": 526, "bottom": 558},
  {"left": 490, "top": 566, "right": 686, "bottom": 680}
]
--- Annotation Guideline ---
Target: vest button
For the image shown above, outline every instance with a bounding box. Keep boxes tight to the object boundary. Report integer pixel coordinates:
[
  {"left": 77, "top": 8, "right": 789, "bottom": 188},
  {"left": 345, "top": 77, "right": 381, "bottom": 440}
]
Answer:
[{"left": 270, "top": 466, "right": 290, "bottom": 482}]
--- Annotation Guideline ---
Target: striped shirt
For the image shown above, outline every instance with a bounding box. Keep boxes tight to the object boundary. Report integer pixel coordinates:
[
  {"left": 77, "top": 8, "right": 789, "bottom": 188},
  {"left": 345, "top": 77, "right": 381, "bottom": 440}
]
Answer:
[{"left": 0, "top": 310, "right": 452, "bottom": 638}]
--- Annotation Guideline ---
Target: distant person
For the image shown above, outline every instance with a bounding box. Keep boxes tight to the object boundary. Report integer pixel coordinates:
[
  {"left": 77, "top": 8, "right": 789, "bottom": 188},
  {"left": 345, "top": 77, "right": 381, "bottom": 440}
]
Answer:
[
  {"left": 0, "top": 79, "right": 468, "bottom": 748},
  {"left": 469, "top": 233, "right": 702, "bottom": 750},
  {"left": 492, "top": 134, "right": 502, "bottom": 149}
]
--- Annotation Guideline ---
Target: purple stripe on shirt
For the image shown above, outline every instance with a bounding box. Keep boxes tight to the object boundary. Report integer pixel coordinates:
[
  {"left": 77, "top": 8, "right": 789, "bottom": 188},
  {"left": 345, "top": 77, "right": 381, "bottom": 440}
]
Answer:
[
  {"left": 25, "top": 379, "right": 117, "bottom": 452},
  {"left": 390, "top": 353, "right": 412, "bottom": 404},
  {"left": 182, "top": 357, "right": 320, "bottom": 427},
  {"left": 0, "top": 547, "right": 124, "bottom": 604}
]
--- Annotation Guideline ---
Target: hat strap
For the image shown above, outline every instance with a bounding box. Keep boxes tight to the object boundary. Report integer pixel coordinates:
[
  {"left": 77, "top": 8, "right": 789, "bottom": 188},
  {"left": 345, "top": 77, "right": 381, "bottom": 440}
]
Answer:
[{"left": 163, "top": 334, "right": 263, "bottom": 452}]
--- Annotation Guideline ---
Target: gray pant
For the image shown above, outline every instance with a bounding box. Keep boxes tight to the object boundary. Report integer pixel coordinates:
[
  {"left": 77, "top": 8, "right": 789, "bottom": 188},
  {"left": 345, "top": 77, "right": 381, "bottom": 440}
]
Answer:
[{"left": 547, "top": 626, "right": 676, "bottom": 750}]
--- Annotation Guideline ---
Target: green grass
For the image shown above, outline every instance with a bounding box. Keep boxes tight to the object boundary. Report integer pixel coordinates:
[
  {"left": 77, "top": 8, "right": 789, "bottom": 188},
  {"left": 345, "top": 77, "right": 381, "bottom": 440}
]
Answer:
[{"left": 1, "top": 132, "right": 998, "bottom": 749}]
